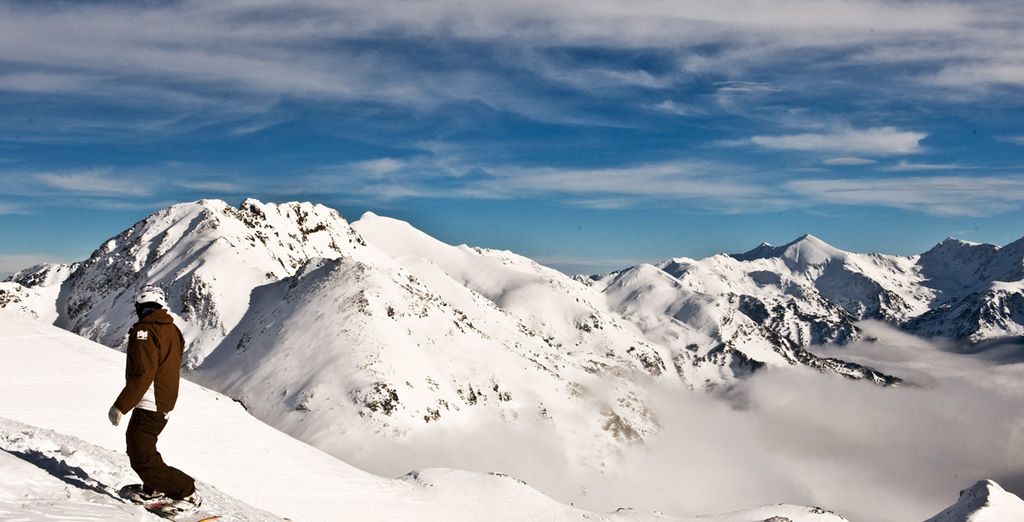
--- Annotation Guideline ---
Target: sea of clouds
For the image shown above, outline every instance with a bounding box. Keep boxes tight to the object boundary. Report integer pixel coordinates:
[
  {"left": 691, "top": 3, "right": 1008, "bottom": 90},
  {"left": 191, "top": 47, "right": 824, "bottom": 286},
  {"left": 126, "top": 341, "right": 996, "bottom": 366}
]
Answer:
[{"left": 333, "top": 321, "right": 1024, "bottom": 521}]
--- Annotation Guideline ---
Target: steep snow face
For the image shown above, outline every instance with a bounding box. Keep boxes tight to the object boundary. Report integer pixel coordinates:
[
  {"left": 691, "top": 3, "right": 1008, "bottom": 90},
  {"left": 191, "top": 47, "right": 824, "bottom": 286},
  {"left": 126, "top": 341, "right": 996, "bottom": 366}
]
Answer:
[
  {"left": 0, "top": 314, "right": 853, "bottom": 522},
  {"left": 48, "top": 199, "right": 369, "bottom": 366},
  {"left": 924, "top": 480, "right": 1024, "bottom": 522}
]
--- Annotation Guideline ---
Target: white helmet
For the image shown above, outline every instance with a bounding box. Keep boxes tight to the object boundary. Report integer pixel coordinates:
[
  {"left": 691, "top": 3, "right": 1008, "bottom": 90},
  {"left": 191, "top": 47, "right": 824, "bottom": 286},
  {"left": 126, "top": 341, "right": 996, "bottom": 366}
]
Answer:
[{"left": 136, "top": 285, "right": 167, "bottom": 308}]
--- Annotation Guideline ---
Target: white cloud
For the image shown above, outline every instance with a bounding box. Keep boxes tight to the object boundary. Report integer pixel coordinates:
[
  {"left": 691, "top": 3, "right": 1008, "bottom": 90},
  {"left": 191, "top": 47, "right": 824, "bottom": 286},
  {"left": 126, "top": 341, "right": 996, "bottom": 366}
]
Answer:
[
  {"left": 823, "top": 156, "right": 878, "bottom": 166},
  {"left": 751, "top": 127, "right": 927, "bottom": 155},
  {"left": 0, "top": 203, "right": 26, "bottom": 215},
  {"left": 883, "top": 160, "right": 965, "bottom": 171},
  {"left": 714, "top": 81, "right": 780, "bottom": 95},
  {"left": 307, "top": 154, "right": 791, "bottom": 212},
  {"left": 1000, "top": 136, "right": 1024, "bottom": 145},
  {"left": 351, "top": 158, "right": 408, "bottom": 177},
  {"left": 33, "top": 169, "right": 150, "bottom": 197},
  {"left": 469, "top": 162, "right": 784, "bottom": 211},
  {"left": 651, "top": 100, "right": 699, "bottom": 117},
  {"left": 932, "top": 61, "right": 1024, "bottom": 89},
  {"left": 786, "top": 174, "right": 1024, "bottom": 216},
  {"left": 0, "top": 0, "right": 1017, "bottom": 132}
]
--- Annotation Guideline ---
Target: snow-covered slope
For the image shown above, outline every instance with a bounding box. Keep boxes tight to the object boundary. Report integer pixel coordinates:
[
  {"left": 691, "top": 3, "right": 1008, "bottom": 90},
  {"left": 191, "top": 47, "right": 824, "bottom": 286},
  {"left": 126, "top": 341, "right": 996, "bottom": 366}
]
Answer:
[
  {"left": 350, "top": 211, "right": 668, "bottom": 380},
  {"left": 0, "top": 418, "right": 281, "bottom": 521},
  {"left": 924, "top": 480, "right": 1024, "bottom": 522},
  {"left": 0, "top": 314, "right": 853, "bottom": 522},
  {"left": 192, "top": 252, "right": 663, "bottom": 465},
  {"left": 190, "top": 211, "right": 677, "bottom": 469}
]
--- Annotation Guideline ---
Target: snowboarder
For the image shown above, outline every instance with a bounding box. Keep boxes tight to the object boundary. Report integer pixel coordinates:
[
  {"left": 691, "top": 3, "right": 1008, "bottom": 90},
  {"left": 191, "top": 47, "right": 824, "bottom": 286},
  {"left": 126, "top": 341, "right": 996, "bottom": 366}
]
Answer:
[{"left": 108, "top": 285, "right": 202, "bottom": 514}]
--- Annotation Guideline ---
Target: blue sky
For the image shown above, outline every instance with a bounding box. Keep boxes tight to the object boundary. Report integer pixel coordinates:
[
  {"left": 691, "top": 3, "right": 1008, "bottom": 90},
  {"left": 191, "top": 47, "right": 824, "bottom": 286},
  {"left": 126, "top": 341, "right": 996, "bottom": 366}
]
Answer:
[{"left": 1, "top": 0, "right": 1023, "bottom": 275}]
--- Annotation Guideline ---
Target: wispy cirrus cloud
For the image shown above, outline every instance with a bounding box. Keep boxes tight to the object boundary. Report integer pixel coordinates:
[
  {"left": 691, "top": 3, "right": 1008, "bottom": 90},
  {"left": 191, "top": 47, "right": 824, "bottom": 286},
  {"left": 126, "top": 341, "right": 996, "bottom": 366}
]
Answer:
[
  {"left": 33, "top": 169, "right": 150, "bottom": 197},
  {"left": 823, "top": 157, "right": 878, "bottom": 166},
  {"left": 751, "top": 127, "right": 927, "bottom": 156},
  {"left": 651, "top": 100, "right": 700, "bottom": 117},
  {"left": 786, "top": 175, "right": 1024, "bottom": 216},
  {"left": 474, "top": 163, "right": 784, "bottom": 212},
  {"left": 0, "top": 203, "right": 27, "bottom": 215},
  {"left": 308, "top": 151, "right": 789, "bottom": 212},
  {"left": 173, "top": 180, "right": 245, "bottom": 193},
  {"left": 0, "top": 0, "right": 1020, "bottom": 137},
  {"left": 0, "top": 166, "right": 265, "bottom": 206},
  {"left": 882, "top": 160, "right": 966, "bottom": 171}
]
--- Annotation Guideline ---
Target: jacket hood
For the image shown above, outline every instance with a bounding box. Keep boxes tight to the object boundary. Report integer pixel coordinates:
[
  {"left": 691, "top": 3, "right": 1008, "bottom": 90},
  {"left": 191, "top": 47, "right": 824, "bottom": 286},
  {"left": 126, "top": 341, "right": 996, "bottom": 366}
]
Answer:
[{"left": 138, "top": 308, "right": 174, "bottom": 325}]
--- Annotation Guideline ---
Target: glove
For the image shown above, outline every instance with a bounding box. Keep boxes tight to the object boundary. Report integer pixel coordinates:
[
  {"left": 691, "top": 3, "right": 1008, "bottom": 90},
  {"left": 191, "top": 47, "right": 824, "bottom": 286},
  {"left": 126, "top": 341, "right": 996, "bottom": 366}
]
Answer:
[{"left": 108, "top": 405, "right": 123, "bottom": 426}]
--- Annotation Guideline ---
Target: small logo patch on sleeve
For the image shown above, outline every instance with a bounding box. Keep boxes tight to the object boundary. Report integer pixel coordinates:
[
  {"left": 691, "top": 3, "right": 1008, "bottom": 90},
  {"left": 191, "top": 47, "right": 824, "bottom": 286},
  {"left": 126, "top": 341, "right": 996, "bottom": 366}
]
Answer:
[{"left": 136, "top": 330, "right": 149, "bottom": 340}]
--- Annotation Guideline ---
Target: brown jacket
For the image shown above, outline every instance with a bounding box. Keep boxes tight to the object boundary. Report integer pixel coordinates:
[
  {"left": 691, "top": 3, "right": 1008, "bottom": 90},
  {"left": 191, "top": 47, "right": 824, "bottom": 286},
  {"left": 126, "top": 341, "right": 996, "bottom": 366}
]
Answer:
[{"left": 114, "top": 308, "right": 185, "bottom": 414}]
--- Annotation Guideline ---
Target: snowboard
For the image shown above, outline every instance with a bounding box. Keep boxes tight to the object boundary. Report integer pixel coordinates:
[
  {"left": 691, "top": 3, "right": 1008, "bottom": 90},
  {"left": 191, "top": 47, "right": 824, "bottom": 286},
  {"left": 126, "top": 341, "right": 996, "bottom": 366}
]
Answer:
[
  {"left": 118, "top": 484, "right": 218, "bottom": 521},
  {"left": 142, "top": 496, "right": 219, "bottom": 521}
]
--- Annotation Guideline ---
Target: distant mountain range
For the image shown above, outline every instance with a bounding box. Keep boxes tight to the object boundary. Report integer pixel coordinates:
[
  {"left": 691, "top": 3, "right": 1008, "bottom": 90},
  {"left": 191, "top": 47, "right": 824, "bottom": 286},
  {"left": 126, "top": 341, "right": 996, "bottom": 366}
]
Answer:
[{"left": 2, "top": 199, "right": 1021, "bottom": 462}]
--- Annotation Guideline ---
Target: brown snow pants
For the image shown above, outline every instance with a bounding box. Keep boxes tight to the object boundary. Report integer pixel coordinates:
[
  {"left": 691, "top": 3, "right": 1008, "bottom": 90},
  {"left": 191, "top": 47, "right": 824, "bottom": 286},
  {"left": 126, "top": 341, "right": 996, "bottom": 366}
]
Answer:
[{"left": 126, "top": 409, "right": 195, "bottom": 499}]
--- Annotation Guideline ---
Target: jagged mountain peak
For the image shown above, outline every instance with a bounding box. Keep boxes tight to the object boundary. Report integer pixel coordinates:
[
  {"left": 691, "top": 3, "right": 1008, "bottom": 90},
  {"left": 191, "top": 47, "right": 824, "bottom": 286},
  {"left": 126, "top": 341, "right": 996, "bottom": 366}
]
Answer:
[{"left": 51, "top": 198, "right": 374, "bottom": 367}]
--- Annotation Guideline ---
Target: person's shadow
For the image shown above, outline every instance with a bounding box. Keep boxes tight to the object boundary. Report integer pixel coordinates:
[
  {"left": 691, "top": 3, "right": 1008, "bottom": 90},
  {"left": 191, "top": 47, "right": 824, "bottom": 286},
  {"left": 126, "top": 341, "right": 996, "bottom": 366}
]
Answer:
[{"left": 3, "top": 447, "right": 124, "bottom": 502}]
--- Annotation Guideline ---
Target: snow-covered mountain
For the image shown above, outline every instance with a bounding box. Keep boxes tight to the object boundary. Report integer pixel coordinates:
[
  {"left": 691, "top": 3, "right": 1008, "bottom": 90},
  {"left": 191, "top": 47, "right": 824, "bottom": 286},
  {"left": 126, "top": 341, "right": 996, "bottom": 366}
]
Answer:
[
  {"left": 924, "top": 480, "right": 1024, "bottom": 522},
  {"left": 9, "top": 199, "right": 368, "bottom": 367},
  {"left": 4, "top": 200, "right": 676, "bottom": 468},
  {"left": 0, "top": 313, "right": 859, "bottom": 522},
  {"left": 0, "top": 262, "right": 75, "bottom": 323},
  {"left": 588, "top": 233, "right": 1024, "bottom": 367},
  {"left": 906, "top": 237, "right": 1024, "bottom": 341}
]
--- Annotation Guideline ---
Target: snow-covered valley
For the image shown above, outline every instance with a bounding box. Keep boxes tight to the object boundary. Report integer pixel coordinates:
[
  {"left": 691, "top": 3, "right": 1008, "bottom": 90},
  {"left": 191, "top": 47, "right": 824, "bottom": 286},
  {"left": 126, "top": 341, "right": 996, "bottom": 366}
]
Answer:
[{"left": 2, "top": 198, "right": 1023, "bottom": 521}]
